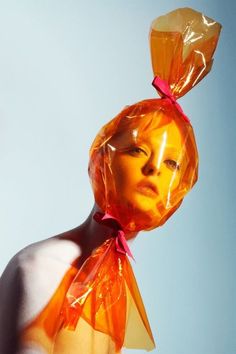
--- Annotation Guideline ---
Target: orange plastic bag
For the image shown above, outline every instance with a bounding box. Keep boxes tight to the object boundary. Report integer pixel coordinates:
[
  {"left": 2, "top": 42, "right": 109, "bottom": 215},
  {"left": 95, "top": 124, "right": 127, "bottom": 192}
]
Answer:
[{"left": 89, "top": 8, "right": 221, "bottom": 232}]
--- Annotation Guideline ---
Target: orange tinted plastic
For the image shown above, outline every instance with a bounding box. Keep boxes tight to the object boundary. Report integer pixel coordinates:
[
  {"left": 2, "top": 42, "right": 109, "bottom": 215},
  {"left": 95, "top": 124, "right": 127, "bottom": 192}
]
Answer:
[
  {"left": 60, "top": 239, "right": 155, "bottom": 351},
  {"left": 89, "top": 102, "right": 198, "bottom": 232},
  {"left": 150, "top": 7, "right": 221, "bottom": 98},
  {"left": 89, "top": 8, "right": 221, "bottom": 233},
  {"left": 20, "top": 240, "right": 155, "bottom": 353}
]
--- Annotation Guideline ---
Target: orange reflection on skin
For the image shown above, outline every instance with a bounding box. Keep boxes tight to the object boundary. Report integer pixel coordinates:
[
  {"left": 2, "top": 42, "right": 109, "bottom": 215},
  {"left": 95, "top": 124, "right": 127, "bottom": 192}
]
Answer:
[
  {"left": 89, "top": 103, "right": 197, "bottom": 232},
  {"left": 109, "top": 117, "right": 187, "bottom": 213}
]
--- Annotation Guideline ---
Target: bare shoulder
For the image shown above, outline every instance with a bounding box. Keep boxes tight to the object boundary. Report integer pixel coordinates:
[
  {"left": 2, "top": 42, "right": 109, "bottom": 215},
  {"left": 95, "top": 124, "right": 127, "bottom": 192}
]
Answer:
[
  {"left": 16, "top": 234, "right": 81, "bottom": 270},
  {"left": 1, "top": 235, "right": 81, "bottom": 291},
  {"left": 0, "top": 232, "right": 82, "bottom": 329}
]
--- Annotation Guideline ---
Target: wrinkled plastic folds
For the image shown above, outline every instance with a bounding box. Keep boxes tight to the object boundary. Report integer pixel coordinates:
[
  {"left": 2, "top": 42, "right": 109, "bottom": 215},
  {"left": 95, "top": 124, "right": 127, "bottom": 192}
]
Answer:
[
  {"left": 89, "top": 9, "right": 221, "bottom": 232},
  {"left": 20, "top": 239, "right": 155, "bottom": 353},
  {"left": 18, "top": 8, "right": 221, "bottom": 354},
  {"left": 60, "top": 238, "right": 155, "bottom": 352},
  {"left": 150, "top": 7, "right": 221, "bottom": 98}
]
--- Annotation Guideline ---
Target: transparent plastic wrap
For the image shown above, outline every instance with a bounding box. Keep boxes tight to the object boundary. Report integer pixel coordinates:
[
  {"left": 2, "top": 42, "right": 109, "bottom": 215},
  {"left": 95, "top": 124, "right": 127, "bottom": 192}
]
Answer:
[
  {"left": 18, "top": 8, "right": 221, "bottom": 354},
  {"left": 60, "top": 214, "right": 155, "bottom": 352},
  {"left": 89, "top": 8, "right": 221, "bottom": 232}
]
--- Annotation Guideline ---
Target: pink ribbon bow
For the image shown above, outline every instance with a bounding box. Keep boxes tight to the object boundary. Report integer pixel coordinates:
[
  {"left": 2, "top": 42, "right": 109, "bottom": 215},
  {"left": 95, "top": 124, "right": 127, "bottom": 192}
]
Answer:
[
  {"left": 152, "top": 76, "right": 190, "bottom": 124},
  {"left": 93, "top": 212, "right": 135, "bottom": 261}
]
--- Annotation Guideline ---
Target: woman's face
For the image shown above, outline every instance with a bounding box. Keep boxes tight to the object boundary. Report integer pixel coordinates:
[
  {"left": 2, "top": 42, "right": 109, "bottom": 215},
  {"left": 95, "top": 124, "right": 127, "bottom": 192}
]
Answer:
[
  {"left": 107, "top": 119, "right": 187, "bottom": 217},
  {"left": 90, "top": 103, "right": 198, "bottom": 231}
]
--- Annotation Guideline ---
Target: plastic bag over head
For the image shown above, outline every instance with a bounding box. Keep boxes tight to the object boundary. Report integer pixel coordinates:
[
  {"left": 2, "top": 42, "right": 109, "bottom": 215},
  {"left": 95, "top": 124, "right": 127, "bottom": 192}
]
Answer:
[{"left": 89, "top": 8, "right": 221, "bottom": 233}]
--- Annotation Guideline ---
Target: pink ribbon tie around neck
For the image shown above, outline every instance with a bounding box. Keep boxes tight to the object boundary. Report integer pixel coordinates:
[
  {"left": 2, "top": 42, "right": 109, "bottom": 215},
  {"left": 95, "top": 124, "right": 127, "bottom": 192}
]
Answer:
[
  {"left": 93, "top": 212, "right": 135, "bottom": 261},
  {"left": 152, "top": 76, "right": 190, "bottom": 124}
]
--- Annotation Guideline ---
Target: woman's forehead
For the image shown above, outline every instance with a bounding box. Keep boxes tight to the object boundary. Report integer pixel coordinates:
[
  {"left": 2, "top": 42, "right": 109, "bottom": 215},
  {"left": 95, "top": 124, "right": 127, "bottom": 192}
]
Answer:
[
  {"left": 139, "top": 122, "right": 182, "bottom": 144},
  {"left": 108, "top": 120, "right": 183, "bottom": 150}
]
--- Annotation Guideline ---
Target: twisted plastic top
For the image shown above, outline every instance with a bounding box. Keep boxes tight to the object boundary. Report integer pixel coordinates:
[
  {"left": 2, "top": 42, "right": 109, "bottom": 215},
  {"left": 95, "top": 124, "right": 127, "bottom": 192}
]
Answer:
[{"left": 150, "top": 7, "right": 221, "bottom": 98}]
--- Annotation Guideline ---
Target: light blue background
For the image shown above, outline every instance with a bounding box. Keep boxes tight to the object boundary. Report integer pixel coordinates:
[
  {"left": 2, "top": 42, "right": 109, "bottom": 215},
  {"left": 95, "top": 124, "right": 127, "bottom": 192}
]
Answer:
[{"left": 0, "top": 1, "right": 235, "bottom": 353}]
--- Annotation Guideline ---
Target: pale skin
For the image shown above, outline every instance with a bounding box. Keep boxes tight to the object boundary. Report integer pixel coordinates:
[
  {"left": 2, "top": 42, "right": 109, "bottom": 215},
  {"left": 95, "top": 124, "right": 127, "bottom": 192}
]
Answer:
[{"left": 0, "top": 119, "right": 185, "bottom": 353}]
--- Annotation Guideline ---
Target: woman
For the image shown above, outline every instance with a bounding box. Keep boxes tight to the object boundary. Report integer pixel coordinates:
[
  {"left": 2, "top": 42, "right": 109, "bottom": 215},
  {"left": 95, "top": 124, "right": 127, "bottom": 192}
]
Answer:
[{"left": 0, "top": 7, "right": 221, "bottom": 354}]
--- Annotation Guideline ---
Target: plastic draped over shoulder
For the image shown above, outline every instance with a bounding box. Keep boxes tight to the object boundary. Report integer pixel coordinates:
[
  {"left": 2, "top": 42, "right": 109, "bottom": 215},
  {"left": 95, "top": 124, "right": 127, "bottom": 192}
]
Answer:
[
  {"left": 89, "top": 8, "right": 221, "bottom": 232},
  {"left": 19, "top": 214, "right": 155, "bottom": 353},
  {"left": 60, "top": 238, "right": 155, "bottom": 352}
]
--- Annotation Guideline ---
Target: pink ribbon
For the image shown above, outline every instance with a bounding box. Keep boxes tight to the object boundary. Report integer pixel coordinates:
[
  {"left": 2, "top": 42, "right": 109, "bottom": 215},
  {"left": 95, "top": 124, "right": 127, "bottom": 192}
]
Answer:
[
  {"left": 152, "top": 76, "right": 190, "bottom": 124},
  {"left": 93, "top": 212, "right": 135, "bottom": 260}
]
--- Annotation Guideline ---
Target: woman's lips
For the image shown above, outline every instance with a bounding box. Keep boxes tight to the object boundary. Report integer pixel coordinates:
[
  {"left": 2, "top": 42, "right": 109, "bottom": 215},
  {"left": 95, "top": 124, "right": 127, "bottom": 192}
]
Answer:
[{"left": 136, "top": 181, "right": 158, "bottom": 198}]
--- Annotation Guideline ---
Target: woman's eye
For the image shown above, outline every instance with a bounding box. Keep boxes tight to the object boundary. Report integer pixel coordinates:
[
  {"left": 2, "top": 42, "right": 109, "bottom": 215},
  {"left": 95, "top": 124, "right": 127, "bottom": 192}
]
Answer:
[
  {"left": 164, "top": 159, "right": 180, "bottom": 171},
  {"left": 128, "top": 147, "right": 148, "bottom": 156}
]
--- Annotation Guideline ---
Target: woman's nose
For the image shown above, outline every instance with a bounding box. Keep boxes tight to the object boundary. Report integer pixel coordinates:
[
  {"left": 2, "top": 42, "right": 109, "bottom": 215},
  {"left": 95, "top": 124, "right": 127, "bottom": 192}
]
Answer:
[{"left": 142, "top": 161, "right": 161, "bottom": 176}]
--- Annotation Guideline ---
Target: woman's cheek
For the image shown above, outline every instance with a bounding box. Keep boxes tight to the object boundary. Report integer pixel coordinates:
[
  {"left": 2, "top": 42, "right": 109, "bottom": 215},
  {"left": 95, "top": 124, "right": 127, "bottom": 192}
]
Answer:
[{"left": 157, "top": 170, "right": 178, "bottom": 199}]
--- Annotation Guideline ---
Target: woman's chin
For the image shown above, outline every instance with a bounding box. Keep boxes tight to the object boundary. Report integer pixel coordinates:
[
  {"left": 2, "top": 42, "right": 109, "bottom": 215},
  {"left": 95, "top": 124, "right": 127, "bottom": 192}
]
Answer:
[
  {"left": 124, "top": 212, "right": 162, "bottom": 232},
  {"left": 111, "top": 197, "right": 162, "bottom": 232},
  {"left": 126, "top": 193, "right": 161, "bottom": 213}
]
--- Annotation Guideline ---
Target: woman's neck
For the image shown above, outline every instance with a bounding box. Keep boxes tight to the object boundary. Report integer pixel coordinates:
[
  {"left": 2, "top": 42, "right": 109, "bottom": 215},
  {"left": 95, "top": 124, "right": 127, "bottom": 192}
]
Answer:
[{"left": 62, "top": 204, "right": 138, "bottom": 264}]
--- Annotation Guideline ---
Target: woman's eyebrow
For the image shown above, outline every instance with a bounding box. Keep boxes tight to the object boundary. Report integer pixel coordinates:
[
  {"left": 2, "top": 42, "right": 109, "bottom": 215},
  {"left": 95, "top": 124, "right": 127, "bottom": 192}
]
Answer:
[
  {"left": 141, "top": 139, "right": 182, "bottom": 155},
  {"left": 163, "top": 146, "right": 181, "bottom": 154},
  {"left": 130, "top": 135, "right": 185, "bottom": 154},
  {"left": 162, "top": 146, "right": 187, "bottom": 163}
]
